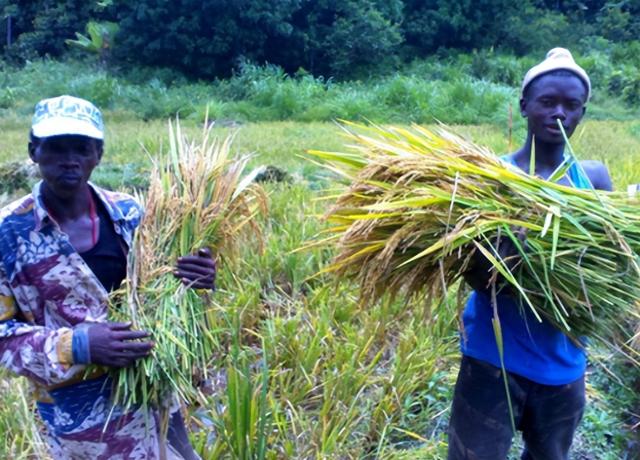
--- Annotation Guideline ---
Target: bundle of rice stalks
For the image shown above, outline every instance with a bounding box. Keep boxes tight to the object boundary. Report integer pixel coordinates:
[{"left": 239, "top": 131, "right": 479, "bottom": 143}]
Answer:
[
  {"left": 109, "top": 120, "right": 266, "bottom": 429},
  {"left": 308, "top": 122, "right": 640, "bottom": 359}
]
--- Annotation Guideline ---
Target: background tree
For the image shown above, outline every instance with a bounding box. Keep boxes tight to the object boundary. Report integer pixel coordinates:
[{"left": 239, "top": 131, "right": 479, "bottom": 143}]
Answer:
[
  {"left": 113, "top": 0, "right": 402, "bottom": 79},
  {"left": 113, "top": 0, "right": 299, "bottom": 79},
  {"left": 65, "top": 21, "right": 119, "bottom": 68},
  {"left": 0, "top": 0, "right": 108, "bottom": 60},
  {"left": 1, "top": 0, "right": 639, "bottom": 80},
  {"left": 401, "top": 0, "right": 522, "bottom": 56},
  {"left": 278, "top": 0, "right": 403, "bottom": 78}
]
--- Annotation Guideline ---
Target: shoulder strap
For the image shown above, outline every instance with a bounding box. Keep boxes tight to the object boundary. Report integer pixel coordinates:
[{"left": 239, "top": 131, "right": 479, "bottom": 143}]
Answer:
[{"left": 566, "top": 160, "right": 593, "bottom": 190}]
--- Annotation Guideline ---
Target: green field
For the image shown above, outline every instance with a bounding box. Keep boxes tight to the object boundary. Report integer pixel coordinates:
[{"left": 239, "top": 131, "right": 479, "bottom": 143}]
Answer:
[{"left": 0, "top": 117, "right": 637, "bottom": 459}]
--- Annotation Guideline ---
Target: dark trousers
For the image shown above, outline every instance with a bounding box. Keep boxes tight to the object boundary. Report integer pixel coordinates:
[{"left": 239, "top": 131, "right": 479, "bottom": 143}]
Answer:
[{"left": 447, "top": 356, "right": 585, "bottom": 460}]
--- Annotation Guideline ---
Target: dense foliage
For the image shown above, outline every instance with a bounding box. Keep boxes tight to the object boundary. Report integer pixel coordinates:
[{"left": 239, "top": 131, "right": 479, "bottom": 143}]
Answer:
[
  {"left": 0, "top": 0, "right": 106, "bottom": 60},
  {"left": 0, "top": 0, "right": 639, "bottom": 79}
]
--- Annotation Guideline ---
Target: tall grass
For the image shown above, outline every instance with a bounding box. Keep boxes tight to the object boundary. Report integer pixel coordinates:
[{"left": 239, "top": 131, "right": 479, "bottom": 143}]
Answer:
[
  {"left": 1, "top": 52, "right": 640, "bottom": 126},
  {"left": 210, "top": 327, "right": 270, "bottom": 460},
  {"left": 0, "top": 372, "right": 48, "bottom": 459}
]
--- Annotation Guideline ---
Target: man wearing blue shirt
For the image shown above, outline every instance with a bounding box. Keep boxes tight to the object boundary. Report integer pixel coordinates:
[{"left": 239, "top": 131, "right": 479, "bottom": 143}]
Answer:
[{"left": 447, "top": 48, "right": 612, "bottom": 460}]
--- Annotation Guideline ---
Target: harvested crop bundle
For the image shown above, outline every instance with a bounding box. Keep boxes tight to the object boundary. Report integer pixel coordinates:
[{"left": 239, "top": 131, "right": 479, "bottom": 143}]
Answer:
[
  {"left": 109, "top": 120, "right": 266, "bottom": 429},
  {"left": 308, "top": 122, "right": 640, "bottom": 358}
]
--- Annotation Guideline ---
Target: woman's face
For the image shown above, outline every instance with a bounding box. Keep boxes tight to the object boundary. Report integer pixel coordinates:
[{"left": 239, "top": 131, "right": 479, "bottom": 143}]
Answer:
[{"left": 29, "top": 135, "right": 103, "bottom": 199}]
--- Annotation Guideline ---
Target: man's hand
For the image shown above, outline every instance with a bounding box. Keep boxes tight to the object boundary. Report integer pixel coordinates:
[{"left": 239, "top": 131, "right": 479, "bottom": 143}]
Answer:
[
  {"left": 463, "top": 227, "right": 527, "bottom": 293},
  {"left": 174, "top": 247, "right": 217, "bottom": 290},
  {"left": 86, "top": 322, "right": 154, "bottom": 368}
]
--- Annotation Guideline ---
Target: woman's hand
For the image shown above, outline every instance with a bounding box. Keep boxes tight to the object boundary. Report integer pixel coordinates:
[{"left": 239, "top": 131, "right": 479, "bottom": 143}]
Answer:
[
  {"left": 85, "top": 321, "right": 154, "bottom": 368},
  {"left": 174, "top": 247, "right": 217, "bottom": 290}
]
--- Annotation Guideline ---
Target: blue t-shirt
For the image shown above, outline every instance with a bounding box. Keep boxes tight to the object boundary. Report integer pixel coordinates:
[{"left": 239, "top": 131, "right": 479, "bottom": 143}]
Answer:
[{"left": 460, "top": 155, "right": 592, "bottom": 385}]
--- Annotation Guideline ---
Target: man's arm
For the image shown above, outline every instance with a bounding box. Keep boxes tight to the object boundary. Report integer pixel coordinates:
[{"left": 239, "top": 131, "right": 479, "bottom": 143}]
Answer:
[
  {"left": 0, "top": 264, "right": 81, "bottom": 386},
  {"left": 581, "top": 160, "right": 613, "bottom": 192},
  {"left": 0, "top": 265, "right": 155, "bottom": 382}
]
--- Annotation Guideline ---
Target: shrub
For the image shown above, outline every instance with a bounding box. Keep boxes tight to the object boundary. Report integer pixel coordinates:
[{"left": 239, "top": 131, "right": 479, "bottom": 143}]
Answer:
[{"left": 68, "top": 75, "right": 119, "bottom": 108}]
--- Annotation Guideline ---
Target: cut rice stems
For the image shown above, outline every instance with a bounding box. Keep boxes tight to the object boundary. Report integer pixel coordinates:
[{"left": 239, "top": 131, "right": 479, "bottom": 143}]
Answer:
[
  {"left": 308, "top": 122, "right": 640, "bottom": 361},
  {"left": 109, "top": 119, "right": 266, "bottom": 432}
]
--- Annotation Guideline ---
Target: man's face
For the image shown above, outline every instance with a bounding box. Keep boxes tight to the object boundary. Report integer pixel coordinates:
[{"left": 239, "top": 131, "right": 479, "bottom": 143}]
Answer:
[
  {"left": 29, "top": 135, "right": 102, "bottom": 199},
  {"left": 520, "top": 74, "right": 587, "bottom": 144}
]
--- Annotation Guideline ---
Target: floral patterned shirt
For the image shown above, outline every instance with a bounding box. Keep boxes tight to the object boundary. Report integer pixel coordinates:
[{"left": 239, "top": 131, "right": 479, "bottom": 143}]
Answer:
[{"left": 0, "top": 181, "right": 142, "bottom": 388}]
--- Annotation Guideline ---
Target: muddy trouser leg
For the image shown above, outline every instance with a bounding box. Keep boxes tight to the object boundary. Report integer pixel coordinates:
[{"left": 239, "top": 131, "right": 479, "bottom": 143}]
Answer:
[
  {"left": 447, "top": 355, "right": 528, "bottom": 460},
  {"left": 519, "top": 376, "right": 585, "bottom": 460}
]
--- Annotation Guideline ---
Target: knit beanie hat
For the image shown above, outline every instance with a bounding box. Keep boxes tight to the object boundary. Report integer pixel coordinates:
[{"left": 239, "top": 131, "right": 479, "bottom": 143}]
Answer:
[{"left": 521, "top": 48, "right": 591, "bottom": 101}]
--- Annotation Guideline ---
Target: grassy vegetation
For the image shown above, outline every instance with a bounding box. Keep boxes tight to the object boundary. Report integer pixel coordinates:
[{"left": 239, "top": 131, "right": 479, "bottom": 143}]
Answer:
[
  {"left": 0, "top": 115, "right": 637, "bottom": 459},
  {"left": 1, "top": 52, "right": 640, "bottom": 128}
]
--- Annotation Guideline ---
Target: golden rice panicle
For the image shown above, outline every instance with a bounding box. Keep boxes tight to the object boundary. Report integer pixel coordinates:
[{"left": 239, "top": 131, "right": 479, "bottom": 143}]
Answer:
[
  {"left": 111, "top": 118, "right": 267, "bottom": 423},
  {"left": 308, "top": 122, "right": 640, "bottom": 362}
]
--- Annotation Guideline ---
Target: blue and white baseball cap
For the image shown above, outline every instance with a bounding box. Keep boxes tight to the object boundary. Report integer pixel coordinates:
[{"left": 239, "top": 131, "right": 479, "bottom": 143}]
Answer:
[{"left": 31, "top": 95, "right": 104, "bottom": 140}]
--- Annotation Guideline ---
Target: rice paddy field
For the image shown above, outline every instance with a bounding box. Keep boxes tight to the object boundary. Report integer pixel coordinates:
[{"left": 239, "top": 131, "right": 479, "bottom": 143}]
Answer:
[{"left": 0, "top": 116, "right": 637, "bottom": 459}]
